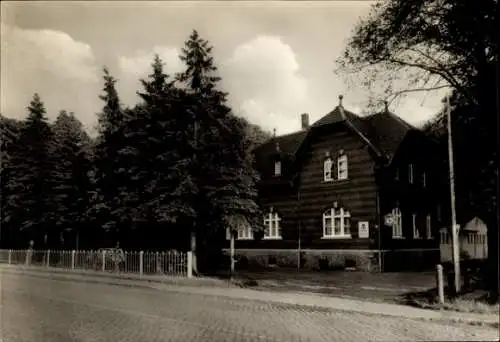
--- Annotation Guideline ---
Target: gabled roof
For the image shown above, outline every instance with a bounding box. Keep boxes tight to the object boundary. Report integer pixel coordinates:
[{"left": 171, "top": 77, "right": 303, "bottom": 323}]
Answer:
[
  {"left": 360, "top": 111, "right": 415, "bottom": 162},
  {"left": 253, "top": 103, "right": 418, "bottom": 177}
]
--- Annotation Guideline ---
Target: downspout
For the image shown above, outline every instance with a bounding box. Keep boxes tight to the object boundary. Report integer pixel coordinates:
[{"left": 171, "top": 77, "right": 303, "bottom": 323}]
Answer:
[{"left": 375, "top": 177, "right": 382, "bottom": 273}]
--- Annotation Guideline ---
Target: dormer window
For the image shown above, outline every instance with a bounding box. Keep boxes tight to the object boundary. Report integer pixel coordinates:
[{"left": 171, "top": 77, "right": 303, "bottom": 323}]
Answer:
[
  {"left": 337, "top": 152, "right": 348, "bottom": 180},
  {"left": 408, "top": 164, "right": 414, "bottom": 184},
  {"left": 324, "top": 155, "right": 333, "bottom": 182},
  {"left": 274, "top": 160, "right": 281, "bottom": 176}
]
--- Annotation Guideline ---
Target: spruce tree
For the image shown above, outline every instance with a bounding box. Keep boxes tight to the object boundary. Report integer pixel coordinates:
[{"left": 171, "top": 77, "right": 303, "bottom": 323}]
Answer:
[
  {"left": 177, "top": 30, "right": 261, "bottom": 270},
  {"left": 134, "top": 55, "right": 196, "bottom": 249},
  {"left": 51, "top": 110, "right": 92, "bottom": 249},
  {"left": 0, "top": 115, "right": 24, "bottom": 247},
  {"left": 92, "top": 68, "right": 129, "bottom": 247},
  {"left": 4, "top": 94, "right": 55, "bottom": 247}
]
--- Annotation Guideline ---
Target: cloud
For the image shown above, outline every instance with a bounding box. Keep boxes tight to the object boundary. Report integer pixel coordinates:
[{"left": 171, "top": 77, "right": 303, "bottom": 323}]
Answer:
[
  {"left": 0, "top": 23, "right": 99, "bottom": 130},
  {"left": 1, "top": 23, "right": 97, "bottom": 84},
  {"left": 222, "top": 36, "right": 309, "bottom": 134}
]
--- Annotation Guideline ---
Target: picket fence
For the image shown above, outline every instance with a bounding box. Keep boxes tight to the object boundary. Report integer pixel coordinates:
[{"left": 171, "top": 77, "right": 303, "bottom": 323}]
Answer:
[{"left": 0, "top": 249, "right": 193, "bottom": 278}]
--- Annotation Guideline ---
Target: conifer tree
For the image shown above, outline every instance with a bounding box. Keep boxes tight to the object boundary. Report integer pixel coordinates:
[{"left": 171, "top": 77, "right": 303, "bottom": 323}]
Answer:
[
  {"left": 51, "top": 110, "right": 93, "bottom": 249},
  {"left": 4, "top": 94, "right": 55, "bottom": 247},
  {"left": 92, "top": 68, "right": 129, "bottom": 246},
  {"left": 177, "top": 30, "right": 261, "bottom": 270}
]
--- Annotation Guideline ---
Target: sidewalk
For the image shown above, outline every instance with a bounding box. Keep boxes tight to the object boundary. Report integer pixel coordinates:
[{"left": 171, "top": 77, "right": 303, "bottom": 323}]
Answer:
[{"left": 2, "top": 264, "right": 498, "bottom": 328}]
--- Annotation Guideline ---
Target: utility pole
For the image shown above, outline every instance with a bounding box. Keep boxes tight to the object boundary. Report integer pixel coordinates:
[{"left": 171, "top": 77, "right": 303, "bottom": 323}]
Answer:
[{"left": 444, "top": 94, "right": 461, "bottom": 295}]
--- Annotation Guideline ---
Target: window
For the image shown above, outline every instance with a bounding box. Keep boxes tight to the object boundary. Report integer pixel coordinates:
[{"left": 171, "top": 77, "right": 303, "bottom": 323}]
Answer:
[
  {"left": 392, "top": 207, "right": 403, "bottom": 238},
  {"left": 426, "top": 214, "right": 432, "bottom": 239},
  {"left": 337, "top": 154, "right": 348, "bottom": 180},
  {"left": 408, "top": 164, "right": 414, "bottom": 184},
  {"left": 263, "top": 210, "right": 282, "bottom": 239},
  {"left": 274, "top": 160, "right": 281, "bottom": 176},
  {"left": 422, "top": 171, "right": 427, "bottom": 188},
  {"left": 323, "top": 206, "right": 351, "bottom": 238},
  {"left": 324, "top": 157, "right": 333, "bottom": 181},
  {"left": 412, "top": 213, "right": 420, "bottom": 239},
  {"left": 237, "top": 225, "right": 253, "bottom": 240}
]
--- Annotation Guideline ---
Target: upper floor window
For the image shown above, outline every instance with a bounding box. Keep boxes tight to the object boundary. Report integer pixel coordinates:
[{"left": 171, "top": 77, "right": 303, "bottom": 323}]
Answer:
[
  {"left": 408, "top": 164, "right": 414, "bottom": 184},
  {"left": 412, "top": 213, "right": 420, "bottom": 239},
  {"left": 337, "top": 153, "right": 348, "bottom": 180},
  {"left": 426, "top": 214, "right": 433, "bottom": 239},
  {"left": 323, "top": 205, "right": 351, "bottom": 238},
  {"left": 392, "top": 207, "right": 403, "bottom": 238},
  {"left": 324, "top": 157, "right": 333, "bottom": 181},
  {"left": 264, "top": 209, "right": 282, "bottom": 239},
  {"left": 274, "top": 160, "right": 281, "bottom": 176}
]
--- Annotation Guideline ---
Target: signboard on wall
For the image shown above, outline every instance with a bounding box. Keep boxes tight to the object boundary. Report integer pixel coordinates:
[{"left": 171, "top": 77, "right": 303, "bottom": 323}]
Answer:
[
  {"left": 384, "top": 213, "right": 394, "bottom": 226},
  {"left": 358, "top": 221, "right": 370, "bottom": 238}
]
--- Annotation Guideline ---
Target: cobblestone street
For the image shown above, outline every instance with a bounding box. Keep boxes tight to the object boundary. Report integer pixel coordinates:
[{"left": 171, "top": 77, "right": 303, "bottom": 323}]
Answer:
[{"left": 1, "top": 271, "right": 498, "bottom": 342}]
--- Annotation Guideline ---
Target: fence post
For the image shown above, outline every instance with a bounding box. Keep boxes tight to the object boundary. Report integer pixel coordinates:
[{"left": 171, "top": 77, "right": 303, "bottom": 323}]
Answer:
[
  {"left": 71, "top": 250, "right": 76, "bottom": 270},
  {"left": 102, "top": 250, "right": 106, "bottom": 272},
  {"left": 139, "top": 251, "right": 144, "bottom": 277},
  {"left": 155, "top": 251, "right": 159, "bottom": 274},
  {"left": 187, "top": 251, "right": 193, "bottom": 278},
  {"left": 436, "top": 264, "right": 445, "bottom": 304},
  {"left": 8, "top": 249, "right": 11, "bottom": 264}
]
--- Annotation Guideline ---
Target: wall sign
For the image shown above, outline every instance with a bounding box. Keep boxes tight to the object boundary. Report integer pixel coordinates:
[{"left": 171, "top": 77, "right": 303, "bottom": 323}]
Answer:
[{"left": 358, "top": 221, "right": 370, "bottom": 238}]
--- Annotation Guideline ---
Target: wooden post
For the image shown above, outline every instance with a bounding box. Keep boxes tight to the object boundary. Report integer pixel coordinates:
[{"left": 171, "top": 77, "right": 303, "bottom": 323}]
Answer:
[
  {"left": 102, "top": 250, "right": 106, "bottom": 272},
  {"left": 190, "top": 231, "right": 197, "bottom": 275},
  {"left": 436, "top": 264, "right": 445, "bottom": 304},
  {"left": 187, "top": 251, "right": 193, "bottom": 278},
  {"left": 71, "top": 250, "right": 76, "bottom": 270},
  {"left": 445, "top": 95, "right": 461, "bottom": 295},
  {"left": 8, "top": 249, "right": 11, "bottom": 264},
  {"left": 139, "top": 251, "right": 144, "bottom": 277},
  {"left": 230, "top": 231, "right": 235, "bottom": 278},
  {"left": 46, "top": 250, "right": 50, "bottom": 268}
]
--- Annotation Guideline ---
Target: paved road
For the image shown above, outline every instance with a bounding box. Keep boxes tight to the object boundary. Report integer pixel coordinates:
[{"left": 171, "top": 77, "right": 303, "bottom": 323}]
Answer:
[{"left": 1, "top": 272, "right": 498, "bottom": 342}]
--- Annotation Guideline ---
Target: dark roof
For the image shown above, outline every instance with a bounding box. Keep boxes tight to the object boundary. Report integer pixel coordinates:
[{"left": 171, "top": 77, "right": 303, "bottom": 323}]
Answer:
[
  {"left": 311, "top": 106, "right": 359, "bottom": 128},
  {"left": 253, "top": 107, "right": 417, "bottom": 174},
  {"left": 360, "top": 111, "right": 415, "bottom": 161},
  {"left": 254, "top": 130, "right": 308, "bottom": 157}
]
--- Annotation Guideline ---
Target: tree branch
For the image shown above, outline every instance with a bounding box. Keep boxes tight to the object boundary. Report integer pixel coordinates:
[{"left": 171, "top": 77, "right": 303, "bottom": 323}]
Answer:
[{"left": 385, "top": 84, "right": 452, "bottom": 105}]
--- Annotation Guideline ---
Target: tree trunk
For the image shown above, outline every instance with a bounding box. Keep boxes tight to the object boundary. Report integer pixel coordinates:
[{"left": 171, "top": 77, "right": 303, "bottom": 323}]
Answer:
[{"left": 486, "top": 215, "right": 499, "bottom": 303}]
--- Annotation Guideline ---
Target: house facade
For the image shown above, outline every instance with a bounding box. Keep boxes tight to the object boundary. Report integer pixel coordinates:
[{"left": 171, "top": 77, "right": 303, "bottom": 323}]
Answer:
[{"left": 225, "top": 96, "right": 447, "bottom": 272}]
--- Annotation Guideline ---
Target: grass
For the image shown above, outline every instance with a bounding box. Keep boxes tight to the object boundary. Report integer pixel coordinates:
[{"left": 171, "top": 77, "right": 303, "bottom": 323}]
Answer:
[{"left": 402, "top": 287, "right": 500, "bottom": 314}]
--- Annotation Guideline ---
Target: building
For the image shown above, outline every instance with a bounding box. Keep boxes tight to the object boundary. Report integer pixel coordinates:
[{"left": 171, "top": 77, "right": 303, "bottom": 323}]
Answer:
[{"left": 226, "top": 95, "right": 447, "bottom": 272}]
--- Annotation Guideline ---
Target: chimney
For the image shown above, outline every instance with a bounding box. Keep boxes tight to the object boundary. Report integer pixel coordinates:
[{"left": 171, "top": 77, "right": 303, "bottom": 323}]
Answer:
[{"left": 301, "top": 113, "right": 309, "bottom": 130}]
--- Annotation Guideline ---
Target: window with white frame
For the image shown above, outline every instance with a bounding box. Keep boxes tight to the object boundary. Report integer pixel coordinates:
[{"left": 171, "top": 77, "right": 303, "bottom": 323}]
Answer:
[
  {"left": 237, "top": 225, "right": 253, "bottom": 240},
  {"left": 392, "top": 207, "right": 403, "bottom": 238},
  {"left": 323, "top": 206, "right": 351, "bottom": 238},
  {"left": 412, "top": 213, "right": 420, "bottom": 239},
  {"left": 274, "top": 160, "right": 281, "bottom": 176},
  {"left": 426, "top": 214, "right": 432, "bottom": 239},
  {"left": 408, "top": 164, "right": 414, "bottom": 184},
  {"left": 263, "top": 210, "right": 282, "bottom": 239},
  {"left": 324, "top": 157, "right": 333, "bottom": 181},
  {"left": 337, "top": 154, "right": 348, "bottom": 180}
]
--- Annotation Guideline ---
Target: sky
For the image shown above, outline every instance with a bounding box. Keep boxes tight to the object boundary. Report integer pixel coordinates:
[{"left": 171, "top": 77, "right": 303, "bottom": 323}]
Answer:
[{"left": 1, "top": 1, "right": 447, "bottom": 136}]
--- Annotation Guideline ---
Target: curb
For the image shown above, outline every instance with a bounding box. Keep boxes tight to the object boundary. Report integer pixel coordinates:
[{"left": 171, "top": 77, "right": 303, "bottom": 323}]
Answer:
[{"left": 3, "top": 266, "right": 498, "bottom": 329}]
